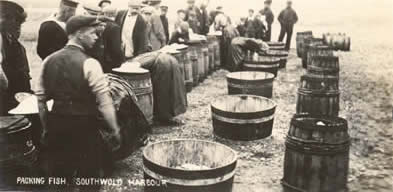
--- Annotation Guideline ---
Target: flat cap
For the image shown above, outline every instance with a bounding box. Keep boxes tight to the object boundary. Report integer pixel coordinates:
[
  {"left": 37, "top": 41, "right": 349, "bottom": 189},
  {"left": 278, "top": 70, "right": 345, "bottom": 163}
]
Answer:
[
  {"left": 83, "top": 3, "right": 102, "bottom": 16},
  {"left": 0, "top": 0, "right": 24, "bottom": 15},
  {"left": 98, "top": 0, "right": 111, "bottom": 7},
  {"left": 66, "top": 15, "right": 101, "bottom": 35},
  {"left": 61, "top": 0, "right": 79, "bottom": 8}
]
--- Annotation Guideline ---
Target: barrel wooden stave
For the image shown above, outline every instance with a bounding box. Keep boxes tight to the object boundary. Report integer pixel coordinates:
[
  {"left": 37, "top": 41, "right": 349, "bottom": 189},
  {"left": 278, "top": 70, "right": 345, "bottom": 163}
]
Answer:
[
  {"left": 308, "top": 56, "right": 340, "bottom": 78},
  {"left": 207, "top": 36, "right": 216, "bottom": 74},
  {"left": 282, "top": 114, "right": 350, "bottom": 192},
  {"left": 264, "top": 50, "right": 289, "bottom": 68},
  {"left": 0, "top": 116, "right": 37, "bottom": 187},
  {"left": 323, "top": 33, "right": 351, "bottom": 51},
  {"left": 296, "top": 31, "right": 313, "bottom": 57},
  {"left": 211, "top": 95, "right": 276, "bottom": 141},
  {"left": 112, "top": 71, "right": 154, "bottom": 125},
  {"left": 226, "top": 72, "right": 275, "bottom": 98},
  {"left": 187, "top": 46, "right": 200, "bottom": 86},
  {"left": 143, "top": 139, "right": 237, "bottom": 192},
  {"left": 180, "top": 49, "right": 194, "bottom": 93},
  {"left": 202, "top": 43, "right": 210, "bottom": 78}
]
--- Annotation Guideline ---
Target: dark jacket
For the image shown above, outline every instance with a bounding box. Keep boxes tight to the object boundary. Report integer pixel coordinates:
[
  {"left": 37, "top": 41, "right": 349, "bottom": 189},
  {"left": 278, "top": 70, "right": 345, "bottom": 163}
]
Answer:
[
  {"left": 115, "top": 11, "right": 150, "bottom": 57},
  {"left": 237, "top": 24, "right": 246, "bottom": 37},
  {"left": 169, "top": 31, "right": 190, "bottom": 45},
  {"left": 245, "top": 17, "right": 256, "bottom": 38},
  {"left": 37, "top": 20, "right": 68, "bottom": 60},
  {"left": 253, "top": 19, "right": 266, "bottom": 40},
  {"left": 88, "top": 20, "right": 125, "bottom": 73},
  {"left": 260, "top": 7, "right": 274, "bottom": 25},
  {"left": 1, "top": 32, "right": 31, "bottom": 111},
  {"left": 278, "top": 7, "right": 298, "bottom": 26},
  {"left": 199, "top": 8, "right": 210, "bottom": 35},
  {"left": 160, "top": 15, "right": 170, "bottom": 44}
]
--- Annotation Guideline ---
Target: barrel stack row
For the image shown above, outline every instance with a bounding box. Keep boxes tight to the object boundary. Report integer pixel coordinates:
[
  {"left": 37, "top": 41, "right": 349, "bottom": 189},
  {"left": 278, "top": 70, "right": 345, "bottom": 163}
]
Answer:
[{"left": 282, "top": 31, "right": 350, "bottom": 192}]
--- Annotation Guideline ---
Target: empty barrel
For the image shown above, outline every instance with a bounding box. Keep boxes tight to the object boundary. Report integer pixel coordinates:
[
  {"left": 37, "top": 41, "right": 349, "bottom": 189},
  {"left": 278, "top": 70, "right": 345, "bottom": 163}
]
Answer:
[
  {"left": 282, "top": 114, "right": 350, "bottom": 192},
  {"left": 211, "top": 95, "right": 277, "bottom": 140},
  {"left": 296, "top": 31, "right": 313, "bottom": 57},
  {"left": 302, "top": 40, "right": 332, "bottom": 69},
  {"left": 296, "top": 74, "right": 340, "bottom": 116},
  {"left": 227, "top": 71, "right": 275, "bottom": 98},
  {"left": 243, "top": 51, "right": 280, "bottom": 77},
  {"left": 143, "top": 139, "right": 237, "bottom": 192},
  {"left": 308, "top": 56, "right": 340, "bottom": 78}
]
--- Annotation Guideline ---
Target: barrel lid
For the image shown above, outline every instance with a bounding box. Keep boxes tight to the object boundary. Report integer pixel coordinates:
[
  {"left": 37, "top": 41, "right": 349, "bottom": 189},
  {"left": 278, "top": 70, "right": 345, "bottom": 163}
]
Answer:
[
  {"left": 0, "top": 115, "right": 30, "bottom": 133},
  {"left": 112, "top": 63, "right": 149, "bottom": 74},
  {"left": 226, "top": 71, "right": 275, "bottom": 81}
]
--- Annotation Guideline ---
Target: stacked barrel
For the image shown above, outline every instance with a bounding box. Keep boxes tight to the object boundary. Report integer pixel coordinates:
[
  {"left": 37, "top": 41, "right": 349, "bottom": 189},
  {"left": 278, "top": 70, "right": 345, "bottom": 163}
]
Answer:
[{"left": 283, "top": 34, "right": 351, "bottom": 192}]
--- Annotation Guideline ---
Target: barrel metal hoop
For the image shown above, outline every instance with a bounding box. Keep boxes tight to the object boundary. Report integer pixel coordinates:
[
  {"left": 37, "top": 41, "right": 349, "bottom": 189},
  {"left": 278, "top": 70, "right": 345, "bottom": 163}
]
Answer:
[
  {"left": 285, "top": 137, "right": 350, "bottom": 155},
  {"left": 227, "top": 81, "right": 273, "bottom": 89},
  {"left": 143, "top": 166, "right": 236, "bottom": 186},
  {"left": 281, "top": 180, "right": 307, "bottom": 192},
  {"left": 212, "top": 113, "right": 274, "bottom": 124}
]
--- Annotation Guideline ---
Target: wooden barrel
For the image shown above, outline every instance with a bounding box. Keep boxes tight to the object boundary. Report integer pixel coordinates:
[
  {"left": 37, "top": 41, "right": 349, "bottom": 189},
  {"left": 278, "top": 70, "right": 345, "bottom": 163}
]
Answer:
[
  {"left": 266, "top": 41, "right": 285, "bottom": 50},
  {"left": 194, "top": 41, "right": 206, "bottom": 82},
  {"left": 282, "top": 114, "right": 350, "bottom": 192},
  {"left": 243, "top": 52, "right": 280, "bottom": 77},
  {"left": 207, "top": 35, "right": 217, "bottom": 73},
  {"left": 296, "top": 31, "right": 313, "bottom": 57},
  {"left": 105, "top": 74, "right": 150, "bottom": 160},
  {"left": 308, "top": 56, "right": 340, "bottom": 78},
  {"left": 323, "top": 33, "right": 351, "bottom": 51},
  {"left": 213, "top": 35, "right": 222, "bottom": 69},
  {"left": 227, "top": 71, "right": 275, "bottom": 98},
  {"left": 296, "top": 75, "right": 340, "bottom": 116},
  {"left": 202, "top": 41, "right": 210, "bottom": 78},
  {"left": 179, "top": 48, "right": 193, "bottom": 93},
  {"left": 211, "top": 95, "right": 277, "bottom": 140},
  {"left": 0, "top": 116, "right": 37, "bottom": 187},
  {"left": 264, "top": 50, "right": 289, "bottom": 68},
  {"left": 303, "top": 43, "right": 333, "bottom": 69},
  {"left": 112, "top": 68, "right": 154, "bottom": 125},
  {"left": 143, "top": 139, "right": 237, "bottom": 192},
  {"left": 187, "top": 43, "right": 200, "bottom": 86}
]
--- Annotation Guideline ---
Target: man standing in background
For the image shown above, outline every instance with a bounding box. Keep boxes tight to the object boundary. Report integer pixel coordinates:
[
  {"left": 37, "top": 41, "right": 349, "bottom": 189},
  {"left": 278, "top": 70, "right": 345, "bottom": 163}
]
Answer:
[
  {"left": 144, "top": 0, "right": 167, "bottom": 50},
  {"left": 245, "top": 9, "right": 256, "bottom": 38},
  {"left": 278, "top": 0, "right": 298, "bottom": 50},
  {"left": 185, "top": 0, "right": 201, "bottom": 34},
  {"left": 115, "top": 0, "right": 150, "bottom": 59},
  {"left": 160, "top": 4, "right": 169, "bottom": 44},
  {"left": 260, "top": 0, "right": 274, "bottom": 41},
  {"left": 199, "top": 0, "right": 210, "bottom": 35},
  {"left": 37, "top": 0, "right": 78, "bottom": 60}
]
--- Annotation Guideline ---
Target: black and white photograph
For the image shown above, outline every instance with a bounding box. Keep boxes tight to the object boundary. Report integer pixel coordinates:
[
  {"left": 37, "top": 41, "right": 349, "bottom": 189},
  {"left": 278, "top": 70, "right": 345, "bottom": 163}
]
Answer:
[{"left": 0, "top": 0, "right": 392, "bottom": 191}]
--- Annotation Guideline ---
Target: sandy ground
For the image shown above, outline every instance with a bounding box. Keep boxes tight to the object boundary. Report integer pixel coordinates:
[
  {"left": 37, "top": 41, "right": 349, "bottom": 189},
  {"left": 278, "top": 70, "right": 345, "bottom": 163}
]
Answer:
[{"left": 15, "top": 0, "right": 392, "bottom": 191}]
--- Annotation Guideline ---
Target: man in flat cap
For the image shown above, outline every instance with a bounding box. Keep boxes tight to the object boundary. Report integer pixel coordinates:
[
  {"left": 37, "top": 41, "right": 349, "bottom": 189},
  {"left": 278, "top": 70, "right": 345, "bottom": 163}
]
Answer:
[
  {"left": 143, "top": 0, "right": 167, "bottom": 51},
  {"left": 115, "top": 0, "right": 150, "bottom": 59},
  {"left": 278, "top": 0, "right": 298, "bottom": 50},
  {"left": 37, "top": 0, "right": 79, "bottom": 60},
  {"left": 0, "top": 0, "right": 32, "bottom": 115},
  {"left": 37, "top": 15, "right": 121, "bottom": 182},
  {"left": 99, "top": 0, "right": 111, "bottom": 9}
]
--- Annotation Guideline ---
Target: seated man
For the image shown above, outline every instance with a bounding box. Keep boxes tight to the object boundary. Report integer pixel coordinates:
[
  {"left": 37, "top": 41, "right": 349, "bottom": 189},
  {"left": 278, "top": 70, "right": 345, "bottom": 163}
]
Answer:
[{"left": 228, "top": 37, "right": 269, "bottom": 72}]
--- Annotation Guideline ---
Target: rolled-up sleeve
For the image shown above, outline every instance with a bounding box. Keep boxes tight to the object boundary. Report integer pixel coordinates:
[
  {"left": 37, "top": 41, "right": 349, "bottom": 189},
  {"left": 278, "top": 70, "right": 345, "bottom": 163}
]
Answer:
[{"left": 83, "top": 58, "right": 113, "bottom": 108}]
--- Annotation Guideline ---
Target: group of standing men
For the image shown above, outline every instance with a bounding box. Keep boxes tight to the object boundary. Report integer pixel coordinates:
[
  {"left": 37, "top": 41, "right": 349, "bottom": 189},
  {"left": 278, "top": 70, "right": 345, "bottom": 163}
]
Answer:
[{"left": 237, "top": 0, "right": 298, "bottom": 50}]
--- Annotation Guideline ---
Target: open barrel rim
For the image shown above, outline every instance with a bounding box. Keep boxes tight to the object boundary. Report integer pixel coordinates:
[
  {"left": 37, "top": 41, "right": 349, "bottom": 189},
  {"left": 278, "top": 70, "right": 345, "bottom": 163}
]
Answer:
[
  {"left": 226, "top": 71, "right": 275, "bottom": 82},
  {"left": 142, "top": 139, "right": 237, "bottom": 180},
  {"left": 290, "top": 114, "right": 348, "bottom": 132}
]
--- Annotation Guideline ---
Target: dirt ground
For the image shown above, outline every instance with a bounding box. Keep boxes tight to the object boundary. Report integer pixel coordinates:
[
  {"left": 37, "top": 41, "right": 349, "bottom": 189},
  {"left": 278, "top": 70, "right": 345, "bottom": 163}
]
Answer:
[{"left": 100, "top": 45, "right": 393, "bottom": 192}]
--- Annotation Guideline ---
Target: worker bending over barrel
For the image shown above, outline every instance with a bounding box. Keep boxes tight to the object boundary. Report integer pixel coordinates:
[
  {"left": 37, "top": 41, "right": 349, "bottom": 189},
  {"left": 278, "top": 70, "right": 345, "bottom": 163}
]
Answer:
[
  {"left": 37, "top": 15, "right": 121, "bottom": 185},
  {"left": 228, "top": 37, "right": 269, "bottom": 72}
]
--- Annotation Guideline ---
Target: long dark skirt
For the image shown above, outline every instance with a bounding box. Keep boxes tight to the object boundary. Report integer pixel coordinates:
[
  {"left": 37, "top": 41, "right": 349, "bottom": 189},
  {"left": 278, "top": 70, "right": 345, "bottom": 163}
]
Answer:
[{"left": 132, "top": 52, "right": 187, "bottom": 121}]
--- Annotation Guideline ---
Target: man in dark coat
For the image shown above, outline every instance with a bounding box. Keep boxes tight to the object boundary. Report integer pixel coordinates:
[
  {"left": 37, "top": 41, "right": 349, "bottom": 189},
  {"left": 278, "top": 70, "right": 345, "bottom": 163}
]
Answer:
[
  {"left": 0, "top": 0, "right": 32, "bottom": 114},
  {"left": 37, "top": 0, "right": 78, "bottom": 60},
  {"left": 253, "top": 14, "right": 266, "bottom": 40},
  {"left": 198, "top": 1, "right": 210, "bottom": 35},
  {"left": 245, "top": 9, "right": 256, "bottom": 38},
  {"left": 37, "top": 15, "right": 121, "bottom": 186},
  {"left": 185, "top": 0, "right": 202, "bottom": 34},
  {"left": 160, "top": 5, "right": 169, "bottom": 44},
  {"left": 278, "top": 0, "right": 298, "bottom": 50},
  {"left": 115, "top": 0, "right": 150, "bottom": 58},
  {"left": 236, "top": 17, "right": 247, "bottom": 37},
  {"left": 260, "top": 0, "right": 274, "bottom": 41}
]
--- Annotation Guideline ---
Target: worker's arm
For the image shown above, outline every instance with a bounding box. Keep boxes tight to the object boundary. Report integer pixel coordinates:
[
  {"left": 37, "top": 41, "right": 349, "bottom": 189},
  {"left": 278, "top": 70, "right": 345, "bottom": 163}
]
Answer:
[
  {"left": 84, "top": 59, "right": 121, "bottom": 151},
  {"left": 36, "top": 60, "right": 49, "bottom": 147},
  {"left": 152, "top": 15, "right": 167, "bottom": 47}
]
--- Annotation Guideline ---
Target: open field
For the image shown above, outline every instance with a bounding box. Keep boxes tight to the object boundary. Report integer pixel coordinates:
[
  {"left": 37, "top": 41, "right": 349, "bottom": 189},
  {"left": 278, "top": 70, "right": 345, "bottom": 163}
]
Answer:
[{"left": 18, "top": 0, "right": 393, "bottom": 191}]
